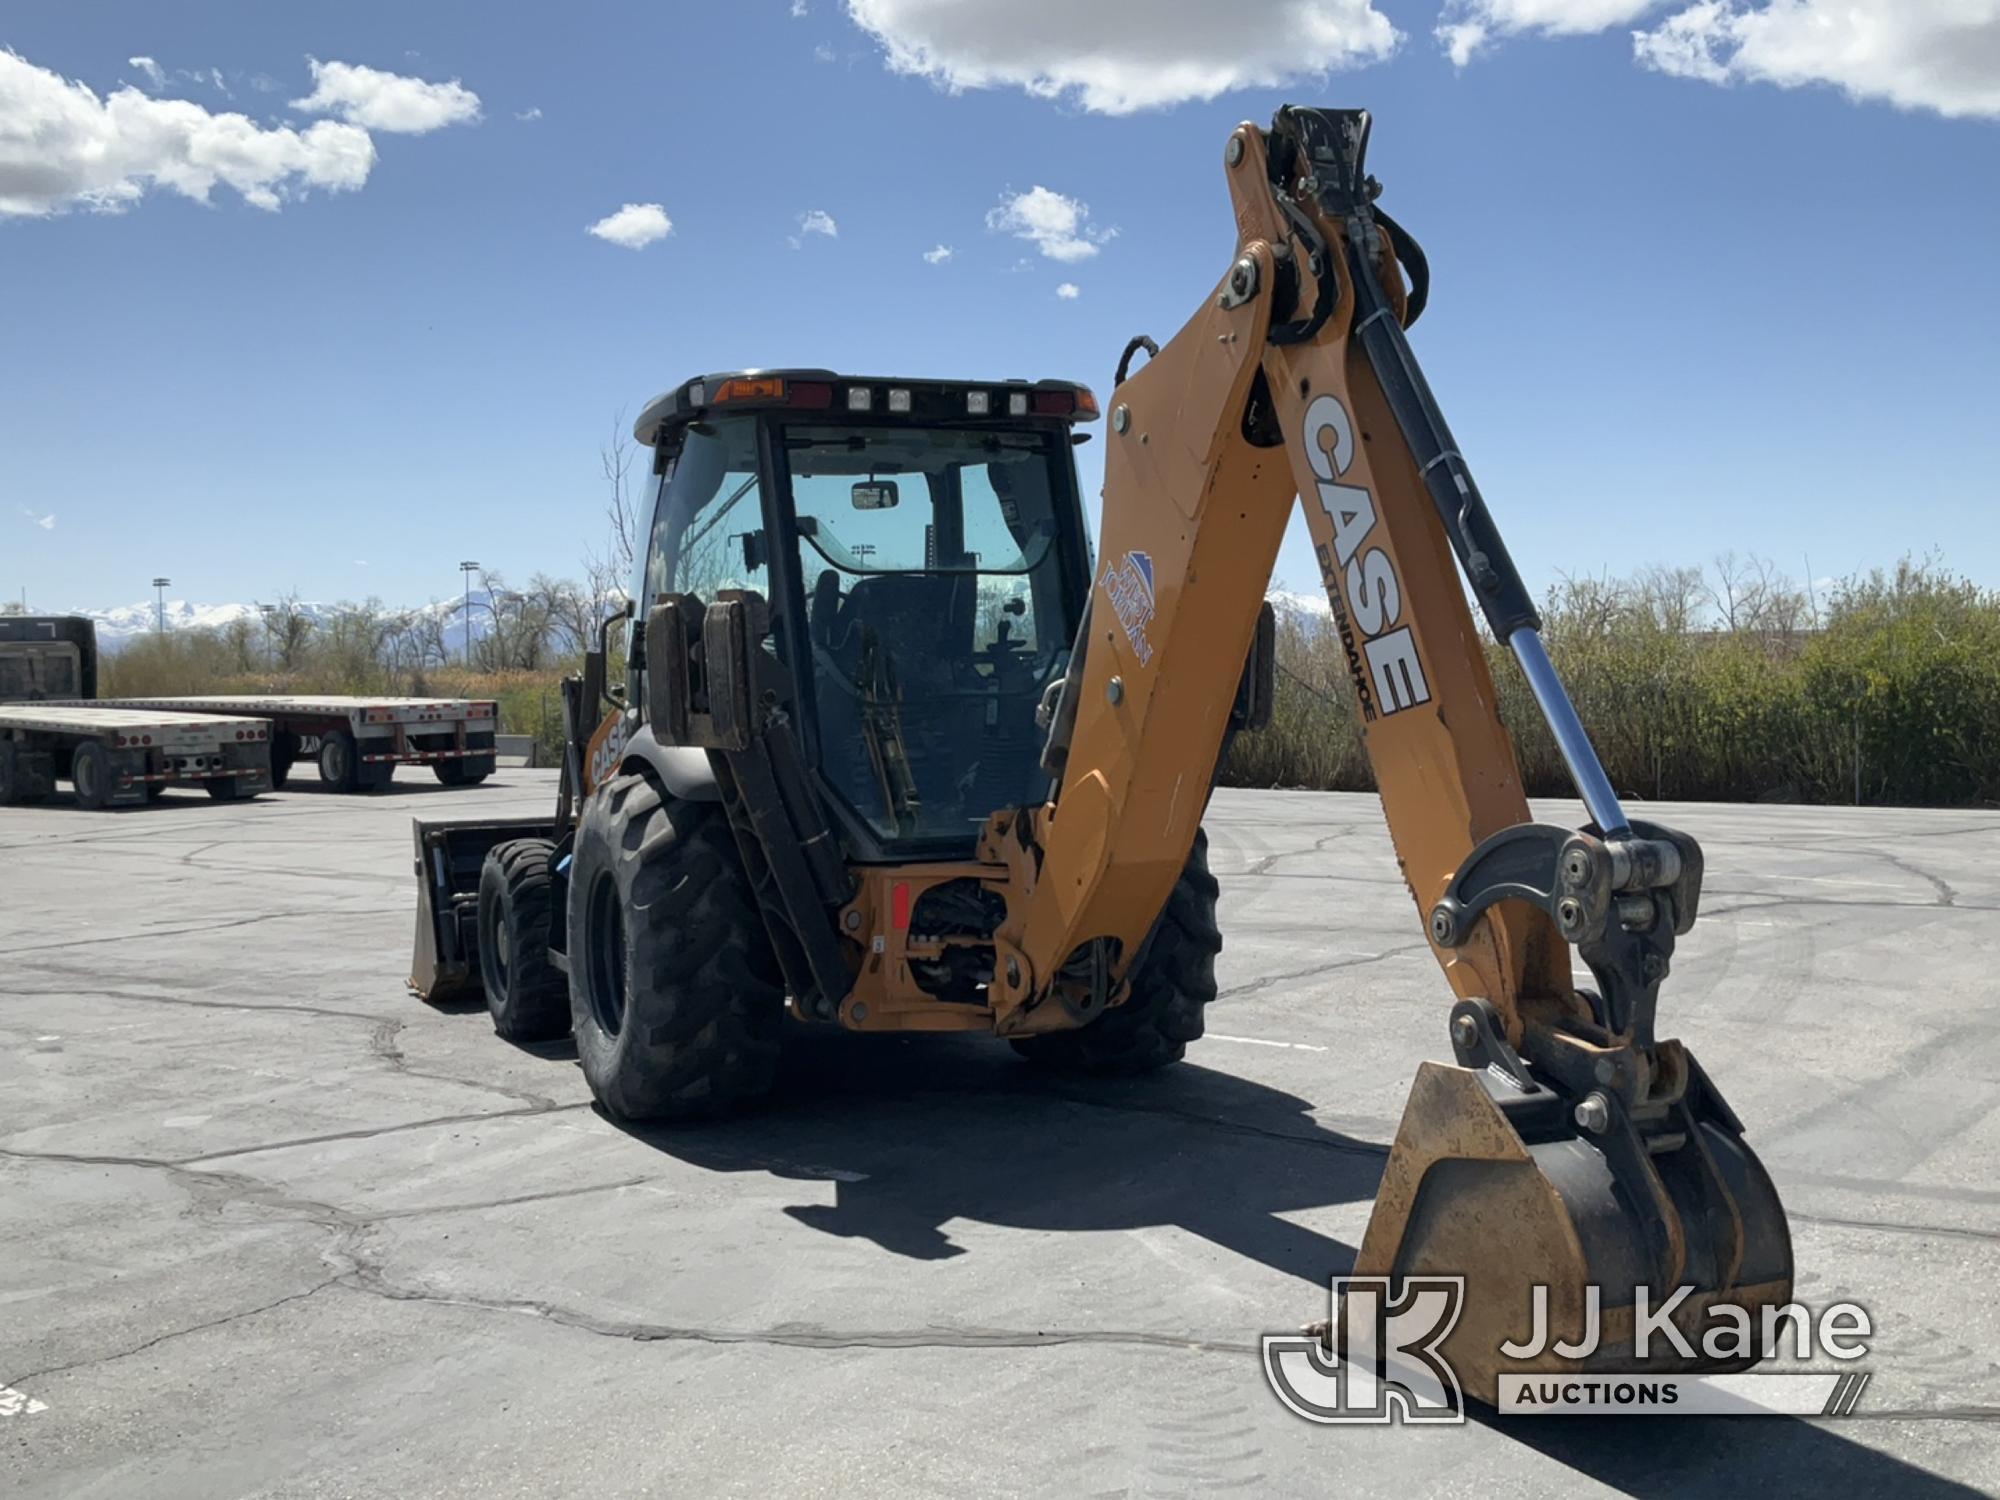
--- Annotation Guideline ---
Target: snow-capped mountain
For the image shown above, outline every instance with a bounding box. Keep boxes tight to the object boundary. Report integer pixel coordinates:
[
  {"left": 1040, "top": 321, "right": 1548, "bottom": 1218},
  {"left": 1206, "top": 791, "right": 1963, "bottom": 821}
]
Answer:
[{"left": 1266, "top": 587, "right": 1332, "bottom": 620}]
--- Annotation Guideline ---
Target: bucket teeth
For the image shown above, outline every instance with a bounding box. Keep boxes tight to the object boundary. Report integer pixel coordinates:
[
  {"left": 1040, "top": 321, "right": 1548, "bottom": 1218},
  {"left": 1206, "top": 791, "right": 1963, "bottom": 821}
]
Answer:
[{"left": 1349, "top": 1056, "right": 1792, "bottom": 1406}]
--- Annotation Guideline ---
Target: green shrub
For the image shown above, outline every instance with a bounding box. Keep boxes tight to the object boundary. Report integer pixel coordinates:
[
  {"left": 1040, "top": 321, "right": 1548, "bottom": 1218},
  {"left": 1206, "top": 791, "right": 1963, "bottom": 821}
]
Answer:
[{"left": 1224, "top": 558, "right": 2000, "bottom": 808}]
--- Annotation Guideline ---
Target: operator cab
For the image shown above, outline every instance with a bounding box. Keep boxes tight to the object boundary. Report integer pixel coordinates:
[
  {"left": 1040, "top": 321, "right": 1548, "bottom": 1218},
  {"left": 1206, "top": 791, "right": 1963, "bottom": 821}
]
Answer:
[{"left": 632, "top": 370, "right": 1098, "bottom": 859}]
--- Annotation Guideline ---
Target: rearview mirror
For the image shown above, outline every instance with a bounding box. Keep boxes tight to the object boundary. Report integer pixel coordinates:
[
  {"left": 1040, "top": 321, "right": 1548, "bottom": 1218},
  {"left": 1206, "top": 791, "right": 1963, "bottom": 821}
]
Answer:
[{"left": 852, "top": 480, "right": 900, "bottom": 510}]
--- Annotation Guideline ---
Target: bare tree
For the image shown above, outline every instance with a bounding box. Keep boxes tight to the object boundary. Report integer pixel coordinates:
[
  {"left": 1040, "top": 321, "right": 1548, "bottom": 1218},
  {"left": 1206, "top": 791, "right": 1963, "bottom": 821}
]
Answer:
[
  {"left": 535, "top": 572, "right": 597, "bottom": 658},
  {"left": 1634, "top": 564, "right": 1705, "bottom": 635},
  {"left": 1706, "top": 552, "right": 1808, "bottom": 642},
  {"left": 584, "top": 410, "right": 643, "bottom": 611},
  {"left": 471, "top": 570, "right": 559, "bottom": 671},
  {"left": 222, "top": 614, "right": 258, "bottom": 672},
  {"left": 268, "top": 592, "right": 316, "bottom": 672},
  {"left": 1545, "top": 570, "right": 1624, "bottom": 642}
]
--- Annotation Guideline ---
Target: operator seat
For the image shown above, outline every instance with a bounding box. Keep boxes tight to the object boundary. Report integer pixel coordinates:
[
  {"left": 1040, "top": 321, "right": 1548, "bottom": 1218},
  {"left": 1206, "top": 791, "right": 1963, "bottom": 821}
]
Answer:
[{"left": 834, "top": 573, "right": 976, "bottom": 693}]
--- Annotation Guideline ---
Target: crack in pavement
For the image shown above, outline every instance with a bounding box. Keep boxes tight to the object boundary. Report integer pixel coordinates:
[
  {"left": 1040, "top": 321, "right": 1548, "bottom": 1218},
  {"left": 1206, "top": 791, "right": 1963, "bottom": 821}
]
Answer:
[
  {"left": 177, "top": 1102, "right": 594, "bottom": 1165},
  {"left": 1786, "top": 1208, "right": 1998, "bottom": 1244},
  {"left": 1867, "top": 850, "right": 1959, "bottom": 908},
  {"left": 5, "top": 1281, "right": 344, "bottom": 1387},
  {"left": 1, "top": 976, "right": 565, "bottom": 1114},
  {"left": 326, "top": 1272, "right": 1260, "bottom": 1357},
  {"left": 367, "top": 1018, "right": 565, "bottom": 1113},
  {"left": 1235, "top": 829, "right": 1352, "bottom": 880},
  {"left": 1216, "top": 941, "right": 1432, "bottom": 1002},
  {"left": 1703, "top": 893, "right": 1999, "bottom": 918},
  {"left": 9, "top": 906, "right": 409, "bottom": 955},
  {"left": 17, "top": 1249, "right": 1998, "bottom": 1428},
  {"left": 0, "top": 982, "right": 384, "bottom": 1025}
]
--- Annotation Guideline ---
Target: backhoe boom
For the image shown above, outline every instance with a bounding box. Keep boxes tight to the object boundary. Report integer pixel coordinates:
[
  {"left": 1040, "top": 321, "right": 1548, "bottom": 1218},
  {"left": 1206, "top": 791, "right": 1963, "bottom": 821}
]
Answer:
[{"left": 988, "top": 106, "right": 1792, "bottom": 1404}]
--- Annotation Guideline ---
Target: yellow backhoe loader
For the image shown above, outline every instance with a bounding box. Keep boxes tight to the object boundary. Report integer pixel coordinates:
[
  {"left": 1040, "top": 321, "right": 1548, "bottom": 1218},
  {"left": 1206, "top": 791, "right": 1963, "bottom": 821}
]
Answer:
[{"left": 412, "top": 106, "right": 1790, "bottom": 1404}]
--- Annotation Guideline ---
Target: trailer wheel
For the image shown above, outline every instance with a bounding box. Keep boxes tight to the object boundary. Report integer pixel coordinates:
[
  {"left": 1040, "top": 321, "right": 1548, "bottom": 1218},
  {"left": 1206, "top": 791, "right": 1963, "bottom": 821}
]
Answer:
[
  {"left": 70, "top": 740, "right": 118, "bottom": 811},
  {"left": 567, "top": 773, "right": 784, "bottom": 1120},
  {"left": 1011, "top": 828, "right": 1222, "bottom": 1075},
  {"left": 317, "top": 730, "right": 359, "bottom": 791},
  {"left": 318, "top": 730, "right": 390, "bottom": 792},
  {"left": 434, "top": 759, "right": 490, "bottom": 787},
  {"left": 204, "top": 777, "right": 258, "bottom": 801},
  {"left": 477, "top": 838, "right": 570, "bottom": 1041}
]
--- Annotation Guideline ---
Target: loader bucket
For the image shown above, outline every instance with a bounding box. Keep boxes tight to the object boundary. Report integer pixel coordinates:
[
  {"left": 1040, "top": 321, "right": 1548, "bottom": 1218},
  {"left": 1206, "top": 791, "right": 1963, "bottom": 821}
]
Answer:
[
  {"left": 1350, "top": 1053, "right": 1793, "bottom": 1407},
  {"left": 409, "top": 814, "right": 555, "bottom": 1003}
]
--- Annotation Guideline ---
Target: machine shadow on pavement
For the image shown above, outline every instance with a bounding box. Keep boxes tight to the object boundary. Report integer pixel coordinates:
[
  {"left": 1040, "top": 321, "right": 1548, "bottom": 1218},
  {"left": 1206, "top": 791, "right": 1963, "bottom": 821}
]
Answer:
[
  {"left": 601, "top": 1029, "right": 1984, "bottom": 1500},
  {"left": 608, "top": 1027, "right": 1383, "bottom": 1282}
]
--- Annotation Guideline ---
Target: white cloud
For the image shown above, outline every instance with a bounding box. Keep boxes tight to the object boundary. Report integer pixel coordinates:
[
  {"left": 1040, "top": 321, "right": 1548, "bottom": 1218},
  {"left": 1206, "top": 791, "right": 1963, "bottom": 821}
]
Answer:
[
  {"left": 793, "top": 0, "right": 810, "bottom": 14},
  {"left": 800, "top": 208, "right": 839, "bottom": 238},
  {"left": 0, "top": 48, "right": 376, "bottom": 216},
  {"left": 516, "top": 106, "right": 543, "bottom": 121},
  {"left": 986, "top": 185, "right": 1111, "bottom": 263},
  {"left": 845, "top": 0, "right": 1399, "bottom": 113},
  {"left": 128, "top": 56, "right": 165, "bottom": 89},
  {"left": 22, "top": 508, "right": 55, "bottom": 530},
  {"left": 922, "top": 242, "right": 953, "bottom": 263},
  {"left": 586, "top": 202, "right": 673, "bottom": 249},
  {"left": 1436, "top": 1, "right": 1658, "bottom": 65},
  {"left": 815, "top": 43, "right": 840, "bottom": 62},
  {"left": 291, "top": 58, "right": 481, "bottom": 133},
  {"left": 1635, "top": 1, "right": 2000, "bottom": 118},
  {"left": 1055, "top": 281, "right": 1080, "bottom": 299}
]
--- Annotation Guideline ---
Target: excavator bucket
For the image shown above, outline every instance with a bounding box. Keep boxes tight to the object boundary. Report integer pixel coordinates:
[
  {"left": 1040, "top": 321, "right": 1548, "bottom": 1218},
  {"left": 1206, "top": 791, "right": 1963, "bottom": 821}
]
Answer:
[
  {"left": 408, "top": 813, "right": 552, "bottom": 1003},
  {"left": 1348, "top": 1030, "right": 1793, "bottom": 1405}
]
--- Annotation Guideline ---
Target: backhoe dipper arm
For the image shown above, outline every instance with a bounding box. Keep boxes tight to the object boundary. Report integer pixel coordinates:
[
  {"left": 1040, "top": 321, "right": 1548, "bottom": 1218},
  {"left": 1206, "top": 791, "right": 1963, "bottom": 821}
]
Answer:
[{"left": 983, "top": 107, "right": 1791, "bottom": 1404}]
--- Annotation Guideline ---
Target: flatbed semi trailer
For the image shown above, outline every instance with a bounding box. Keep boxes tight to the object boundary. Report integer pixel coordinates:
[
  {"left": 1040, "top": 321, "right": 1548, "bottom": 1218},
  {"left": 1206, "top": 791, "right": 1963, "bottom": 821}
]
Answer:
[
  {"left": 94, "top": 695, "right": 498, "bottom": 792},
  {"left": 0, "top": 705, "right": 271, "bottom": 809}
]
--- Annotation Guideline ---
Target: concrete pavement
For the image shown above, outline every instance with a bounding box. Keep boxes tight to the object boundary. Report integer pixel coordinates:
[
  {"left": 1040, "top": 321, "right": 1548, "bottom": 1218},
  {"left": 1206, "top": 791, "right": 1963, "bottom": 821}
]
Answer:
[{"left": 3, "top": 772, "right": 1995, "bottom": 1496}]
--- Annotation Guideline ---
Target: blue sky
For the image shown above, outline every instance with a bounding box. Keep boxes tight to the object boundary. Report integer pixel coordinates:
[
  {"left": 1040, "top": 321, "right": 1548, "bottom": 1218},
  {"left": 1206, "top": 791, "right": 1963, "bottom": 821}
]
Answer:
[{"left": 4, "top": 1, "right": 1998, "bottom": 616}]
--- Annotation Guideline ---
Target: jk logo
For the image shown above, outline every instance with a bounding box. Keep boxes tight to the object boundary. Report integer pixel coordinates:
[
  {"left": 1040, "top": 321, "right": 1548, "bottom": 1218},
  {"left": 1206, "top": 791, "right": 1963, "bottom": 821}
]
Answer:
[{"left": 1262, "top": 1276, "right": 1467, "bottom": 1424}]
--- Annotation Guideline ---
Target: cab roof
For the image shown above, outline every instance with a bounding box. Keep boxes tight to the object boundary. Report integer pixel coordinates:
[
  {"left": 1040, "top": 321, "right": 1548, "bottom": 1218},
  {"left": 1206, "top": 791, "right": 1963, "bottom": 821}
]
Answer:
[{"left": 632, "top": 369, "right": 1098, "bottom": 448}]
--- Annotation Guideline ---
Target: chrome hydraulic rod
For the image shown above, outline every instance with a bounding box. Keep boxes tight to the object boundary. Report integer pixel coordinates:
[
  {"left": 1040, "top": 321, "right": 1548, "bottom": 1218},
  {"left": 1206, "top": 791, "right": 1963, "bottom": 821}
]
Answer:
[{"left": 1509, "top": 628, "right": 1630, "bottom": 837}]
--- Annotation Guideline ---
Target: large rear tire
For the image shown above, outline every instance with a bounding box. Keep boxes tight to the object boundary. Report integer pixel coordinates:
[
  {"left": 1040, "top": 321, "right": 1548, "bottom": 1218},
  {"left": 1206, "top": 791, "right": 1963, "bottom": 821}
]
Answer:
[
  {"left": 478, "top": 838, "right": 570, "bottom": 1042},
  {"left": 567, "top": 773, "right": 784, "bottom": 1120},
  {"left": 1011, "top": 828, "right": 1222, "bottom": 1075}
]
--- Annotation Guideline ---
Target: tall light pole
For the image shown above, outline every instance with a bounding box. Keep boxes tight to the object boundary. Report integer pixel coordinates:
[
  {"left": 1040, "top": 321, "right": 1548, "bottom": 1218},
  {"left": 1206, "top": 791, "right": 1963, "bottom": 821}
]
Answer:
[
  {"left": 256, "top": 602, "right": 278, "bottom": 670},
  {"left": 459, "top": 561, "right": 480, "bottom": 666},
  {"left": 152, "top": 577, "right": 172, "bottom": 634}
]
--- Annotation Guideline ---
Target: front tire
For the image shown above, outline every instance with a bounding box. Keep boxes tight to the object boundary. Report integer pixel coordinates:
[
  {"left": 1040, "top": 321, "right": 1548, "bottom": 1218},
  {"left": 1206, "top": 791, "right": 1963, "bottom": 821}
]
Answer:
[
  {"left": 478, "top": 838, "right": 570, "bottom": 1041},
  {"left": 1012, "top": 828, "right": 1222, "bottom": 1075},
  {"left": 567, "top": 773, "right": 784, "bottom": 1120}
]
